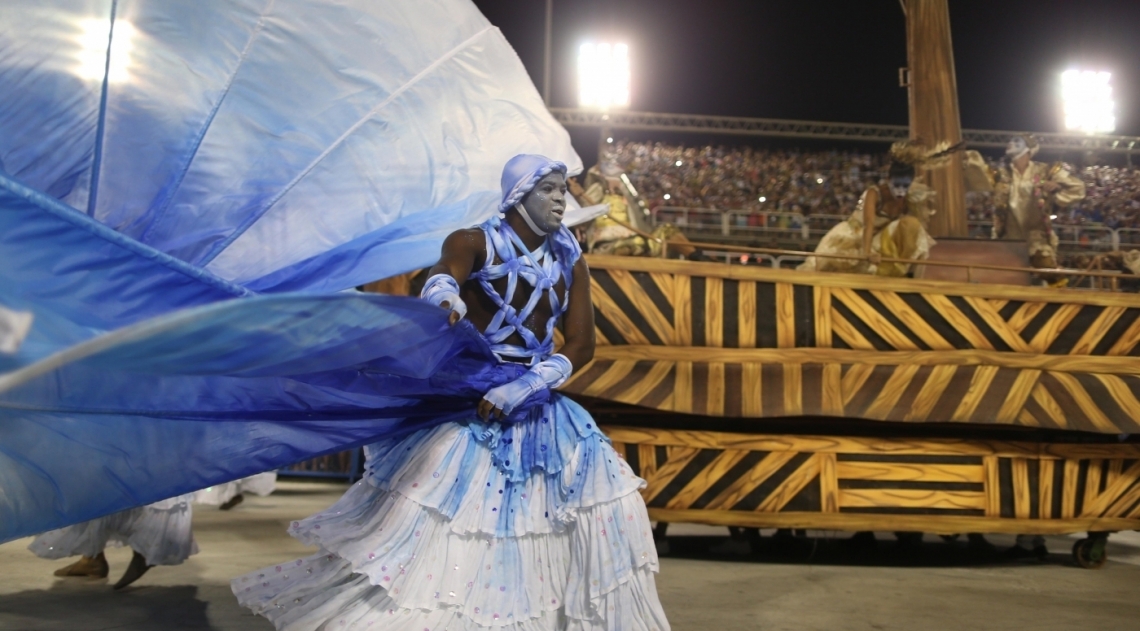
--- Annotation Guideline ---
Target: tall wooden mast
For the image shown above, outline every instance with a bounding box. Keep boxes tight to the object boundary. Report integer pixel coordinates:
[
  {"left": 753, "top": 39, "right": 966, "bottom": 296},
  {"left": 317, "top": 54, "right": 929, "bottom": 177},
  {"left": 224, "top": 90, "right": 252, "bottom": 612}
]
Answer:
[{"left": 904, "top": 0, "right": 966, "bottom": 237}]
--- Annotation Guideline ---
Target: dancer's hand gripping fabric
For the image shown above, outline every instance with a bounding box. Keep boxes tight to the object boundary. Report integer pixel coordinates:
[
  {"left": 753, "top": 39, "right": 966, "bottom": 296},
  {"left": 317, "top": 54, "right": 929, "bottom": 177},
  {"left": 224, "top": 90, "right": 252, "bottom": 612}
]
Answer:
[
  {"left": 421, "top": 273, "right": 467, "bottom": 326},
  {"left": 479, "top": 354, "right": 572, "bottom": 419}
]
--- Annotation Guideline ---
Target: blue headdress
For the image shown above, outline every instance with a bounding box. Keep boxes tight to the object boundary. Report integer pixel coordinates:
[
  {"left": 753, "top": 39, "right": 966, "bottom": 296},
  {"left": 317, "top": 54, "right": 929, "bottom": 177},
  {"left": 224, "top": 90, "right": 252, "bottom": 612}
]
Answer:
[{"left": 498, "top": 154, "right": 568, "bottom": 213}]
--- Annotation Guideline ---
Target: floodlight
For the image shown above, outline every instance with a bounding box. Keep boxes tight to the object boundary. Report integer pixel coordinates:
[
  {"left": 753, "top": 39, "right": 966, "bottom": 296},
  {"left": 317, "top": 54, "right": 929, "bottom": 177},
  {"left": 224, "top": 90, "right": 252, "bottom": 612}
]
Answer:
[
  {"left": 1061, "top": 70, "right": 1115, "bottom": 134},
  {"left": 76, "top": 19, "right": 136, "bottom": 83},
  {"left": 578, "top": 43, "right": 630, "bottom": 110}
]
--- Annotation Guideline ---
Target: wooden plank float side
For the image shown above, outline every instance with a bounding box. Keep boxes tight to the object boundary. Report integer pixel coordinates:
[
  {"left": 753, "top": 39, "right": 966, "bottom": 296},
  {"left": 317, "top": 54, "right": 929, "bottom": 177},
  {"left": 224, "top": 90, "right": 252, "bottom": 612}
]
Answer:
[
  {"left": 585, "top": 254, "right": 1140, "bottom": 310},
  {"left": 609, "top": 427, "right": 1140, "bottom": 534},
  {"left": 564, "top": 348, "right": 1140, "bottom": 435},
  {"left": 578, "top": 258, "right": 1140, "bottom": 432},
  {"left": 587, "top": 345, "right": 1140, "bottom": 376},
  {"left": 604, "top": 426, "right": 1140, "bottom": 460}
]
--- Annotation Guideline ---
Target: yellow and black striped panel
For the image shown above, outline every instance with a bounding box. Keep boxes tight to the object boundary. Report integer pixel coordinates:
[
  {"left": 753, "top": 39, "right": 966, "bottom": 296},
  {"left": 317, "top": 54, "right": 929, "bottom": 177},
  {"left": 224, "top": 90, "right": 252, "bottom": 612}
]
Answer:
[
  {"left": 586, "top": 261, "right": 1140, "bottom": 355},
  {"left": 564, "top": 359, "right": 1140, "bottom": 433},
  {"left": 989, "top": 456, "right": 1140, "bottom": 520},
  {"left": 606, "top": 427, "right": 1140, "bottom": 531},
  {"left": 590, "top": 269, "right": 818, "bottom": 349},
  {"left": 570, "top": 256, "right": 1140, "bottom": 433}
]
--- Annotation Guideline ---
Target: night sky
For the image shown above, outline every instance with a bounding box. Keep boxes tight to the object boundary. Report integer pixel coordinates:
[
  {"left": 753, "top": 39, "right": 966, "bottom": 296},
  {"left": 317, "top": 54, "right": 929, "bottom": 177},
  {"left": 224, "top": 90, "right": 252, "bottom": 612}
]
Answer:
[{"left": 472, "top": 0, "right": 1140, "bottom": 137}]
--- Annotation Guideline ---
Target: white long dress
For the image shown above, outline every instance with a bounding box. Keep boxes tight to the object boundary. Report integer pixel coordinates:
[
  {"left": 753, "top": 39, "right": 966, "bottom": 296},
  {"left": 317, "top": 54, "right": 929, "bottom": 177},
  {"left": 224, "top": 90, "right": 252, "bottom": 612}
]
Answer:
[
  {"left": 28, "top": 495, "right": 198, "bottom": 566},
  {"left": 194, "top": 472, "right": 278, "bottom": 506}
]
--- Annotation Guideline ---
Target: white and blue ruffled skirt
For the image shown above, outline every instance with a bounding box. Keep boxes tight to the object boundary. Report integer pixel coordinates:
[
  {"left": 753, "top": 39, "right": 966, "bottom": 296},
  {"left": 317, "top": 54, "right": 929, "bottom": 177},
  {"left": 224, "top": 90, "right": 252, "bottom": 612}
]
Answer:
[{"left": 233, "top": 394, "right": 669, "bottom": 631}]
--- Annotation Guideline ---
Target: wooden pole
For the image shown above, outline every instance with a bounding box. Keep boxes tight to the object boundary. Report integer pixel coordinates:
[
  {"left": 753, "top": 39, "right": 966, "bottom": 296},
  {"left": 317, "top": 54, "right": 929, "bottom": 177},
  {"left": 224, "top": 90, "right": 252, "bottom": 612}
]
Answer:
[{"left": 905, "top": 0, "right": 966, "bottom": 238}]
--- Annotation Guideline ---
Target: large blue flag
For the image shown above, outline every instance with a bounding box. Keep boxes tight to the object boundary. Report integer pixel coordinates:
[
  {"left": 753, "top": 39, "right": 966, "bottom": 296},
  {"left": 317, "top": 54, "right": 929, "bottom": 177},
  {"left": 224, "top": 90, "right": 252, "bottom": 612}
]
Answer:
[{"left": 0, "top": 0, "right": 581, "bottom": 542}]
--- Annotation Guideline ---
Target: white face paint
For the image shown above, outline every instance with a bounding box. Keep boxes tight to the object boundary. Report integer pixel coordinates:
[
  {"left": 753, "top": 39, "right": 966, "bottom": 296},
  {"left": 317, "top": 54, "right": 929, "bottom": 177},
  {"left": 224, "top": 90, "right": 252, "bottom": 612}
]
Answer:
[
  {"left": 889, "top": 176, "right": 913, "bottom": 200},
  {"left": 1006, "top": 137, "right": 1029, "bottom": 158},
  {"left": 518, "top": 172, "right": 567, "bottom": 236}
]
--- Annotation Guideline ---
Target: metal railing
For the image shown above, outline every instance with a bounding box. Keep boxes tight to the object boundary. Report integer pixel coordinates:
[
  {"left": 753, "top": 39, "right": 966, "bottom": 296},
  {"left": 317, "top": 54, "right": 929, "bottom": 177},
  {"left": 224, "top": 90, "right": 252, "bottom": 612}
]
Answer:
[
  {"left": 652, "top": 207, "right": 828, "bottom": 239},
  {"left": 601, "top": 212, "right": 1135, "bottom": 291},
  {"left": 552, "top": 107, "right": 1140, "bottom": 155},
  {"left": 650, "top": 206, "right": 1140, "bottom": 253}
]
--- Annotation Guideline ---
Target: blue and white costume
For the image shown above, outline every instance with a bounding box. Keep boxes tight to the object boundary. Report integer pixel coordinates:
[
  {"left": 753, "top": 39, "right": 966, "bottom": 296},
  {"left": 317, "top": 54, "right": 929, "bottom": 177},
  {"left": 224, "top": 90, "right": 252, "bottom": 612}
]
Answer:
[{"left": 233, "top": 157, "right": 670, "bottom": 631}]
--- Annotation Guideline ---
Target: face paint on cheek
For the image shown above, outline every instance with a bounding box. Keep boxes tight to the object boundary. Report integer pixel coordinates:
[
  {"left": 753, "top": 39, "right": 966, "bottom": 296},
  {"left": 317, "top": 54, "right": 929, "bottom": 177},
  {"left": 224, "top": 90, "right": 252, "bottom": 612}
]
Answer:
[
  {"left": 889, "top": 179, "right": 912, "bottom": 199},
  {"left": 516, "top": 173, "right": 567, "bottom": 236}
]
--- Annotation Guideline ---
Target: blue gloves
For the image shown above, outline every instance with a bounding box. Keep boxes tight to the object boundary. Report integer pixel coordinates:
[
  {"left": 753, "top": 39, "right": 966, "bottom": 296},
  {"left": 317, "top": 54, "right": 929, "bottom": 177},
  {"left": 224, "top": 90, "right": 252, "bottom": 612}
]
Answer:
[
  {"left": 421, "top": 273, "right": 467, "bottom": 321},
  {"left": 482, "top": 353, "right": 572, "bottom": 417}
]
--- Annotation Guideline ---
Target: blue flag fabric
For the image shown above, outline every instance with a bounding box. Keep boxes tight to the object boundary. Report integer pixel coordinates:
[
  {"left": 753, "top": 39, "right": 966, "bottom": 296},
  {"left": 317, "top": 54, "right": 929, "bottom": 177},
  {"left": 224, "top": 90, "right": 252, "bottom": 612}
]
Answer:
[{"left": 0, "top": 0, "right": 581, "bottom": 543}]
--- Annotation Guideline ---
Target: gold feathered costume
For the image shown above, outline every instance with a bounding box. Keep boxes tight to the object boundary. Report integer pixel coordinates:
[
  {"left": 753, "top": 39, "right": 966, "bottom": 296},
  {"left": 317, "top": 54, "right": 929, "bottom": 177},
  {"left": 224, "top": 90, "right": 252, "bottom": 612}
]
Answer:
[
  {"left": 799, "top": 140, "right": 950, "bottom": 277},
  {"left": 991, "top": 135, "right": 1086, "bottom": 271}
]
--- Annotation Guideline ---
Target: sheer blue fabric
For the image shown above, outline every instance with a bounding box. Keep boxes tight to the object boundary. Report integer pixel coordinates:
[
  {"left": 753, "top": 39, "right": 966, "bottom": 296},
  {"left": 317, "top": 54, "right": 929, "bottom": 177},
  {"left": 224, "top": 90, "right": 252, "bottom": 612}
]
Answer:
[
  {"left": 0, "top": 0, "right": 581, "bottom": 289},
  {"left": 0, "top": 0, "right": 583, "bottom": 543},
  {"left": 0, "top": 182, "right": 551, "bottom": 541}
]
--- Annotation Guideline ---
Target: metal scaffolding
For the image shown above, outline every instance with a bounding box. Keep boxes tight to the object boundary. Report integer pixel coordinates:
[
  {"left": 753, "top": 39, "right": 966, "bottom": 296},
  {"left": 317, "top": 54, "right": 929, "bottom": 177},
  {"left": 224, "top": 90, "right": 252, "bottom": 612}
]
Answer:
[{"left": 550, "top": 108, "right": 1140, "bottom": 155}]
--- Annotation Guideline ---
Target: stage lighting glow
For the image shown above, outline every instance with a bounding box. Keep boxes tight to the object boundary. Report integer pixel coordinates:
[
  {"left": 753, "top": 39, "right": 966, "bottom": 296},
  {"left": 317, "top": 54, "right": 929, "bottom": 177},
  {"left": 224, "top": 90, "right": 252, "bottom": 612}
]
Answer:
[
  {"left": 75, "top": 18, "right": 136, "bottom": 83},
  {"left": 1061, "top": 70, "right": 1115, "bottom": 133},
  {"left": 663, "top": 193, "right": 671, "bottom": 200},
  {"left": 759, "top": 196, "right": 766, "bottom": 202},
  {"left": 578, "top": 43, "right": 630, "bottom": 109}
]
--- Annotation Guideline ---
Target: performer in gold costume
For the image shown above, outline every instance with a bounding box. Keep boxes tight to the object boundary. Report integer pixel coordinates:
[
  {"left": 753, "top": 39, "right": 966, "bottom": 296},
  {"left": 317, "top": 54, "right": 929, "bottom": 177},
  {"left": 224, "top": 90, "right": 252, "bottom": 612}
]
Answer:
[
  {"left": 799, "top": 141, "right": 947, "bottom": 276},
  {"left": 573, "top": 167, "right": 695, "bottom": 258},
  {"left": 991, "top": 134, "right": 1086, "bottom": 286}
]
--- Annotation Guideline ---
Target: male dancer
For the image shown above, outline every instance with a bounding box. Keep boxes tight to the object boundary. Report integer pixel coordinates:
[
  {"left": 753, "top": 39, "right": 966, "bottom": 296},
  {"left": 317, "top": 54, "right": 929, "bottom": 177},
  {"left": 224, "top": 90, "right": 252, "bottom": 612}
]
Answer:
[
  {"left": 992, "top": 134, "right": 1086, "bottom": 286},
  {"left": 233, "top": 155, "right": 670, "bottom": 630}
]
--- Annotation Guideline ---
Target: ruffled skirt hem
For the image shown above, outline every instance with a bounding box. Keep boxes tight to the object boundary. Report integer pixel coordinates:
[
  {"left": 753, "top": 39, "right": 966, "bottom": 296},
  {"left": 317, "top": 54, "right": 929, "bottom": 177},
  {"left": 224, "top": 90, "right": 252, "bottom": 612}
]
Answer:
[
  {"left": 29, "top": 496, "right": 198, "bottom": 566},
  {"left": 233, "top": 400, "right": 669, "bottom": 630}
]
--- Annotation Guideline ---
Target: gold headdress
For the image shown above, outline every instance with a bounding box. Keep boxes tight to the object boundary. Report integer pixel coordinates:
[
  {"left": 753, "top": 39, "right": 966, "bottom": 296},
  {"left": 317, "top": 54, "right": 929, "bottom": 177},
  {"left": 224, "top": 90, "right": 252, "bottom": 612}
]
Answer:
[{"left": 889, "top": 139, "right": 964, "bottom": 169}]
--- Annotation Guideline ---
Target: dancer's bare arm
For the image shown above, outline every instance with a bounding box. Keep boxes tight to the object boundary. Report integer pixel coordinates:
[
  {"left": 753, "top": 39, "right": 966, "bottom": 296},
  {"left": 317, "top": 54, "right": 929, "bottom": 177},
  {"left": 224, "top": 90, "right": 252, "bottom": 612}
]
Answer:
[
  {"left": 427, "top": 229, "right": 484, "bottom": 324},
  {"left": 558, "top": 257, "right": 596, "bottom": 370}
]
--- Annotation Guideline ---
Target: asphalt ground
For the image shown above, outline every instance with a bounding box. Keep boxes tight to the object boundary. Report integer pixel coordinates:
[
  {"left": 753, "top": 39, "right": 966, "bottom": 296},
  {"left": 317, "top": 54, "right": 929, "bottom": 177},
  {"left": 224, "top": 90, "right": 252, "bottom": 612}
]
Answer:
[{"left": 2, "top": 479, "right": 1138, "bottom": 631}]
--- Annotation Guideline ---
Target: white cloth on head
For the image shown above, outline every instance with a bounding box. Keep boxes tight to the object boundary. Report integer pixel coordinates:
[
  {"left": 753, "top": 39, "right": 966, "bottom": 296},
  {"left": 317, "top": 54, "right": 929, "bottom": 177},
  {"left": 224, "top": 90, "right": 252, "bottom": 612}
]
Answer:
[{"left": 29, "top": 495, "right": 198, "bottom": 565}]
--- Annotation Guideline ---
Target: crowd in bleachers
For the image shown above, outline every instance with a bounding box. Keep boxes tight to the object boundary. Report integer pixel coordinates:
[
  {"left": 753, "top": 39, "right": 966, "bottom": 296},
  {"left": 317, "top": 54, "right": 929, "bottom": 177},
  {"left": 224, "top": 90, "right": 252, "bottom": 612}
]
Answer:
[
  {"left": 612, "top": 140, "right": 886, "bottom": 216},
  {"left": 613, "top": 140, "right": 1140, "bottom": 242}
]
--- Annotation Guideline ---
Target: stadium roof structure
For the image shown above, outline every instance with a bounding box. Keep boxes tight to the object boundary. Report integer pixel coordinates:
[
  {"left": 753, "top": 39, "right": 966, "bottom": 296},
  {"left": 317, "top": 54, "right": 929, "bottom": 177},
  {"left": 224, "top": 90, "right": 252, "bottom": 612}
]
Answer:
[{"left": 551, "top": 108, "right": 1140, "bottom": 155}]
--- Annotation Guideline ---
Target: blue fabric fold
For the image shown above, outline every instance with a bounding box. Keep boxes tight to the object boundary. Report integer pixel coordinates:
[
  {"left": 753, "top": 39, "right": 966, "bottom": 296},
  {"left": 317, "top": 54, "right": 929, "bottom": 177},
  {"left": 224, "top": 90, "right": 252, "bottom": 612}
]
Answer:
[
  {"left": 0, "top": 288, "right": 548, "bottom": 542},
  {"left": 0, "top": 0, "right": 586, "bottom": 546},
  {"left": 0, "top": 170, "right": 540, "bottom": 544}
]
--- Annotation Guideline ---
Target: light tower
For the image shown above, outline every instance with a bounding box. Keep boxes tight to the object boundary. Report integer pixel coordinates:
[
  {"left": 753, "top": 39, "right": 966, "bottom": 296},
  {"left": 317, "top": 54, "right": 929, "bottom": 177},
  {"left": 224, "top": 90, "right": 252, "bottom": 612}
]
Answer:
[
  {"left": 578, "top": 42, "right": 630, "bottom": 160},
  {"left": 1061, "top": 70, "right": 1116, "bottom": 134}
]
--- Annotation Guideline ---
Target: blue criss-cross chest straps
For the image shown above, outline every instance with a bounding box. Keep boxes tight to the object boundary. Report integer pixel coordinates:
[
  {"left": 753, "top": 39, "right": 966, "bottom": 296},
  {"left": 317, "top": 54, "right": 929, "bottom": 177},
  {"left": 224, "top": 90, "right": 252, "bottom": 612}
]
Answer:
[{"left": 470, "top": 215, "right": 581, "bottom": 365}]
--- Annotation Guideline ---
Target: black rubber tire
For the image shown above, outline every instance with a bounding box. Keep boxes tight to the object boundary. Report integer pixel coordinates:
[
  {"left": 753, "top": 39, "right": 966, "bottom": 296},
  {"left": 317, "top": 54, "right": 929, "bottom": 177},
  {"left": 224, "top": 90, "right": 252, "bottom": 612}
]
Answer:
[{"left": 1072, "top": 538, "right": 1108, "bottom": 569}]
